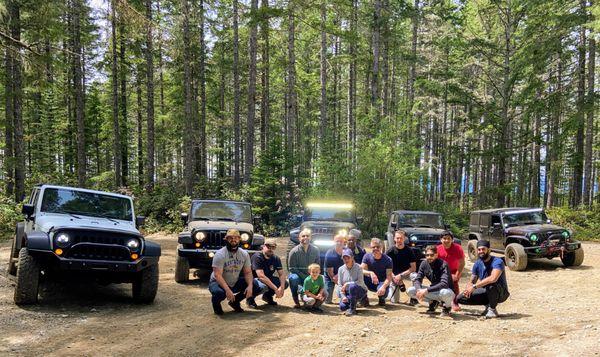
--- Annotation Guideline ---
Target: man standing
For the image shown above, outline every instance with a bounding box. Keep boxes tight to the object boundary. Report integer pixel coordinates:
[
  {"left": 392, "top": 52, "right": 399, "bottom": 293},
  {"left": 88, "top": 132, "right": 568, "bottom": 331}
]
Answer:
[
  {"left": 361, "top": 238, "right": 393, "bottom": 306},
  {"left": 248, "top": 238, "right": 288, "bottom": 307},
  {"left": 208, "top": 229, "right": 261, "bottom": 315},
  {"left": 288, "top": 228, "right": 321, "bottom": 308},
  {"left": 386, "top": 230, "right": 418, "bottom": 304},
  {"left": 437, "top": 231, "right": 465, "bottom": 311},
  {"left": 338, "top": 248, "right": 368, "bottom": 316},
  {"left": 347, "top": 231, "right": 366, "bottom": 264},
  {"left": 457, "top": 240, "right": 510, "bottom": 318},
  {"left": 407, "top": 245, "right": 455, "bottom": 316},
  {"left": 324, "top": 234, "right": 346, "bottom": 304}
]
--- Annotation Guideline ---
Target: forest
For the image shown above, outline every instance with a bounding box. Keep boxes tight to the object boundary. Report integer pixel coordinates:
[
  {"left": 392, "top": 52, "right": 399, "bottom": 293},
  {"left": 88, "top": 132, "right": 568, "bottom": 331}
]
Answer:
[{"left": 1, "top": 0, "right": 600, "bottom": 239}]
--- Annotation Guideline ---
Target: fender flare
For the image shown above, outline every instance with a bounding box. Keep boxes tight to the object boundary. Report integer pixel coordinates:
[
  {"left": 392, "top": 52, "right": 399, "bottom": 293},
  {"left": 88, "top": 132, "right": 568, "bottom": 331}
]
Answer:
[
  {"left": 24, "top": 231, "right": 52, "bottom": 251},
  {"left": 143, "top": 240, "right": 162, "bottom": 257}
]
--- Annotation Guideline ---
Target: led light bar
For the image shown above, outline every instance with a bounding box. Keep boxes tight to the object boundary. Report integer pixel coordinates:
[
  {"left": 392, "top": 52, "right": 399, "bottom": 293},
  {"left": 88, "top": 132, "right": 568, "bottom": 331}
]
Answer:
[
  {"left": 502, "top": 208, "right": 543, "bottom": 216},
  {"left": 306, "top": 202, "right": 354, "bottom": 209}
]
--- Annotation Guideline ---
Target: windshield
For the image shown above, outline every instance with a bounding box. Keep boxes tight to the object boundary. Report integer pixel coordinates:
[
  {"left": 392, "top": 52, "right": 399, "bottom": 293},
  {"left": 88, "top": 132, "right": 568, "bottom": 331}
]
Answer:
[
  {"left": 191, "top": 201, "right": 252, "bottom": 223},
  {"left": 40, "top": 188, "right": 133, "bottom": 221},
  {"left": 397, "top": 214, "right": 444, "bottom": 228},
  {"left": 304, "top": 207, "right": 355, "bottom": 222},
  {"left": 502, "top": 211, "right": 548, "bottom": 227}
]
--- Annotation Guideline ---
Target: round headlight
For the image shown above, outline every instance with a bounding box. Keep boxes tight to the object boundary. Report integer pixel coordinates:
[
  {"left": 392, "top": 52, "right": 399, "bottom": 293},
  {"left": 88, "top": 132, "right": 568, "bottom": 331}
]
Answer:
[
  {"left": 562, "top": 231, "right": 570, "bottom": 238},
  {"left": 194, "top": 231, "right": 206, "bottom": 242},
  {"left": 410, "top": 235, "right": 418, "bottom": 242},
  {"left": 337, "top": 229, "right": 348, "bottom": 236},
  {"left": 530, "top": 234, "right": 538, "bottom": 242},
  {"left": 241, "top": 233, "right": 250, "bottom": 242},
  {"left": 56, "top": 233, "right": 70, "bottom": 246},
  {"left": 126, "top": 238, "right": 140, "bottom": 249}
]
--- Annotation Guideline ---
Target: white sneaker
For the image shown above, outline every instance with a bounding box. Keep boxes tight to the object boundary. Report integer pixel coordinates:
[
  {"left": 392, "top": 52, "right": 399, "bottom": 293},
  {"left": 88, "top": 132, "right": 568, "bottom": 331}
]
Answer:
[{"left": 485, "top": 308, "right": 499, "bottom": 319}]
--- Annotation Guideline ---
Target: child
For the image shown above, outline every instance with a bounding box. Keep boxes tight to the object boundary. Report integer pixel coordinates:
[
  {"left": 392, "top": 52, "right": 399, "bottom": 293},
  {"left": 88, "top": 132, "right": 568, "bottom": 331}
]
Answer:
[{"left": 301, "top": 263, "right": 328, "bottom": 313}]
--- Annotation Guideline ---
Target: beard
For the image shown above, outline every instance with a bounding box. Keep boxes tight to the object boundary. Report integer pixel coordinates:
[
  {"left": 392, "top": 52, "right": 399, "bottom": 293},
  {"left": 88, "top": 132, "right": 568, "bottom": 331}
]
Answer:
[
  {"left": 226, "top": 241, "right": 239, "bottom": 252},
  {"left": 479, "top": 252, "right": 490, "bottom": 260}
]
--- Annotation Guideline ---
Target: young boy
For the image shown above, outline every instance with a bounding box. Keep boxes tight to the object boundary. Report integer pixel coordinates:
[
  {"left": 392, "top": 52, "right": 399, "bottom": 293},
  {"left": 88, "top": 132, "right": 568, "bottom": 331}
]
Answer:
[{"left": 301, "top": 263, "right": 328, "bottom": 313}]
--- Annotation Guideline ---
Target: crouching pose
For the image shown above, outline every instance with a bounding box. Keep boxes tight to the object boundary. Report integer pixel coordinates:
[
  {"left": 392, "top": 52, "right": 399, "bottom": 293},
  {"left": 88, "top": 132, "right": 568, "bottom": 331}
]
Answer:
[
  {"left": 301, "top": 263, "right": 328, "bottom": 313},
  {"left": 456, "top": 240, "right": 510, "bottom": 319},
  {"left": 338, "top": 248, "right": 368, "bottom": 316},
  {"left": 361, "top": 238, "right": 393, "bottom": 306},
  {"left": 407, "top": 245, "right": 455, "bottom": 316},
  {"left": 247, "top": 238, "right": 288, "bottom": 307}
]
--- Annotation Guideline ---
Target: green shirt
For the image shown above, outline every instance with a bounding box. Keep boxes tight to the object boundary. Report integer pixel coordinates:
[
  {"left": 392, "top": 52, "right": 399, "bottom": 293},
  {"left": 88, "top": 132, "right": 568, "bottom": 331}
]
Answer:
[{"left": 303, "top": 275, "right": 325, "bottom": 295}]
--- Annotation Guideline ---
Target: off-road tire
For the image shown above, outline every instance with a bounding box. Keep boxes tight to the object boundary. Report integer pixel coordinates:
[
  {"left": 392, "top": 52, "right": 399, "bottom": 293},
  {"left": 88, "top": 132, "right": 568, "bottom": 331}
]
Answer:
[
  {"left": 505, "top": 243, "right": 528, "bottom": 271},
  {"left": 14, "top": 248, "right": 41, "bottom": 305},
  {"left": 132, "top": 264, "right": 159, "bottom": 303},
  {"left": 467, "top": 240, "right": 478, "bottom": 263},
  {"left": 174, "top": 254, "right": 190, "bottom": 283},
  {"left": 561, "top": 248, "right": 584, "bottom": 267},
  {"left": 8, "top": 225, "right": 24, "bottom": 275}
]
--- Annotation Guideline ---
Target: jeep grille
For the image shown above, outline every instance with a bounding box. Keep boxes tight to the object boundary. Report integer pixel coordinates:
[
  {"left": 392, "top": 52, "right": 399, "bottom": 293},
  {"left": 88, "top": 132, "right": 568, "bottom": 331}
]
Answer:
[
  {"left": 57, "top": 229, "right": 138, "bottom": 246},
  {"left": 65, "top": 243, "right": 131, "bottom": 261}
]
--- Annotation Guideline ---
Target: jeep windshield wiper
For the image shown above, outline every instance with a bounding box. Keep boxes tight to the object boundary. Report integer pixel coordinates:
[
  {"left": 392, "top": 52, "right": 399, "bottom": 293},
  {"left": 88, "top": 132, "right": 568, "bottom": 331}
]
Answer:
[
  {"left": 398, "top": 224, "right": 414, "bottom": 227},
  {"left": 416, "top": 224, "right": 433, "bottom": 228},
  {"left": 214, "top": 217, "right": 236, "bottom": 222},
  {"left": 62, "top": 211, "right": 82, "bottom": 219},
  {"left": 95, "top": 213, "right": 120, "bottom": 223},
  {"left": 193, "top": 216, "right": 212, "bottom": 220}
]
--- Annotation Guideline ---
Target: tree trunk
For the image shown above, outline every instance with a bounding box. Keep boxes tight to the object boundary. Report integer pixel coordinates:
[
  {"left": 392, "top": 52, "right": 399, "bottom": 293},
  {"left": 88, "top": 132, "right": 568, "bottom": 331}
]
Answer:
[
  {"left": 182, "top": 0, "right": 195, "bottom": 195},
  {"left": 71, "top": 0, "right": 86, "bottom": 186},
  {"left": 286, "top": 0, "right": 297, "bottom": 179},
  {"left": 233, "top": 0, "right": 241, "bottom": 186},
  {"left": 111, "top": 0, "right": 122, "bottom": 187},
  {"left": 406, "top": 0, "right": 419, "bottom": 118},
  {"left": 119, "top": 26, "right": 129, "bottom": 186},
  {"left": 4, "top": 47, "right": 15, "bottom": 198},
  {"left": 546, "top": 48, "right": 563, "bottom": 208},
  {"left": 347, "top": 0, "right": 357, "bottom": 167},
  {"left": 199, "top": 0, "right": 207, "bottom": 178},
  {"left": 319, "top": 0, "right": 327, "bottom": 157},
  {"left": 145, "top": 0, "right": 155, "bottom": 190},
  {"left": 583, "top": 35, "right": 595, "bottom": 207},
  {"left": 370, "top": 0, "right": 381, "bottom": 129},
  {"left": 245, "top": 0, "right": 258, "bottom": 183},
  {"left": 260, "top": 0, "right": 270, "bottom": 154},
  {"left": 136, "top": 66, "right": 144, "bottom": 186},
  {"left": 571, "top": 0, "right": 586, "bottom": 207}
]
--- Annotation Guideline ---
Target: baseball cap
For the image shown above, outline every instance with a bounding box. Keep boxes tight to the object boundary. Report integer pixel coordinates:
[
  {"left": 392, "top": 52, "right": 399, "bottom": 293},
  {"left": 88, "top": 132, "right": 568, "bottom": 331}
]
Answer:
[
  {"left": 264, "top": 238, "right": 277, "bottom": 247},
  {"left": 477, "top": 240, "right": 490, "bottom": 248},
  {"left": 342, "top": 248, "right": 354, "bottom": 258},
  {"left": 225, "top": 229, "right": 241, "bottom": 238}
]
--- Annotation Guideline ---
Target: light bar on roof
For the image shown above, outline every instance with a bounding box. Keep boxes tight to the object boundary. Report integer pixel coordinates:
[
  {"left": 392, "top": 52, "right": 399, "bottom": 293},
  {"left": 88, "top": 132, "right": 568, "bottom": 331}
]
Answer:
[
  {"left": 306, "top": 202, "right": 354, "bottom": 209},
  {"left": 502, "top": 208, "right": 543, "bottom": 216}
]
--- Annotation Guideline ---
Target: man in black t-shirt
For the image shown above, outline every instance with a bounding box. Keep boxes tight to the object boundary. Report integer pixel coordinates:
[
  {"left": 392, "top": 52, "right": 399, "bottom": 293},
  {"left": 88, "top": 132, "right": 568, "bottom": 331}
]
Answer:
[
  {"left": 247, "top": 238, "right": 288, "bottom": 307},
  {"left": 385, "top": 230, "right": 418, "bottom": 304}
]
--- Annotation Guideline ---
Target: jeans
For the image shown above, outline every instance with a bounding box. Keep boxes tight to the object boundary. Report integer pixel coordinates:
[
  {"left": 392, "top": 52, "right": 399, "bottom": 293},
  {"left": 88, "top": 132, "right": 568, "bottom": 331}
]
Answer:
[
  {"left": 339, "top": 283, "right": 367, "bottom": 312},
  {"left": 388, "top": 272, "right": 417, "bottom": 303},
  {"left": 456, "top": 284, "right": 509, "bottom": 309},
  {"left": 364, "top": 275, "right": 389, "bottom": 300},
  {"left": 255, "top": 277, "right": 289, "bottom": 300},
  {"left": 407, "top": 285, "right": 455, "bottom": 307},
  {"left": 208, "top": 277, "right": 261, "bottom": 306},
  {"left": 288, "top": 273, "right": 305, "bottom": 304},
  {"left": 302, "top": 289, "right": 329, "bottom": 307},
  {"left": 324, "top": 275, "right": 337, "bottom": 303}
]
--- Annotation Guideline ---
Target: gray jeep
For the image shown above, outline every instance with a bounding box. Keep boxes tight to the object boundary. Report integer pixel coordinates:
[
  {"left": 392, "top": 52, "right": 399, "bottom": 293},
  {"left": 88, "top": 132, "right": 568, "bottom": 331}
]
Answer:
[
  {"left": 7, "top": 184, "right": 161, "bottom": 304},
  {"left": 175, "top": 199, "right": 265, "bottom": 282},
  {"left": 467, "top": 208, "right": 584, "bottom": 271}
]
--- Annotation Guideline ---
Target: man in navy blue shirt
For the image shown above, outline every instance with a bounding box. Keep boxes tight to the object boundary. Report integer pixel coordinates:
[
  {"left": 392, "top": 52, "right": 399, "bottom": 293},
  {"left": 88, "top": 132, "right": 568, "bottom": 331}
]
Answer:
[
  {"left": 247, "top": 238, "right": 288, "bottom": 307},
  {"left": 324, "top": 234, "right": 346, "bottom": 304},
  {"left": 457, "top": 240, "right": 510, "bottom": 318},
  {"left": 361, "top": 238, "right": 393, "bottom": 306},
  {"left": 346, "top": 232, "right": 366, "bottom": 264}
]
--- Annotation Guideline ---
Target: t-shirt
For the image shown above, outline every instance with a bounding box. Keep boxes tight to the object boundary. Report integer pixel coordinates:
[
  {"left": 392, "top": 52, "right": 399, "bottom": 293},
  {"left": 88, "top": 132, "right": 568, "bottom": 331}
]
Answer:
[
  {"left": 210, "top": 247, "right": 251, "bottom": 287},
  {"left": 361, "top": 253, "right": 393, "bottom": 281},
  {"left": 303, "top": 275, "right": 325, "bottom": 295},
  {"left": 324, "top": 248, "right": 344, "bottom": 276},
  {"left": 386, "top": 245, "right": 417, "bottom": 275},
  {"left": 473, "top": 256, "right": 509, "bottom": 292},
  {"left": 251, "top": 252, "right": 283, "bottom": 279},
  {"left": 437, "top": 243, "right": 465, "bottom": 274}
]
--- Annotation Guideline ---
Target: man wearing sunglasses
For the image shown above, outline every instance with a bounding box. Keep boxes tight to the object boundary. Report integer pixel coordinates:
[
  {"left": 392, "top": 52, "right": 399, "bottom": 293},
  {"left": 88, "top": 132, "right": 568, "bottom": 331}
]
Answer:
[
  {"left": 248, "top": 238, "right": 288, "bottom": 307},
  {"left": 288, "top": 228, "right": 321, "bottom": 308},
  {"left": 456, "top": 240, "right": 510, "bottom": 319},
  {"left": 324, "top": 234, "right": 346, "bottom": 304},
  {"left": 361, "top": 238, "right": 393, "bottom": 306},
  {"left": 407, "top": 245, "right": 455, "bottom": 316}
]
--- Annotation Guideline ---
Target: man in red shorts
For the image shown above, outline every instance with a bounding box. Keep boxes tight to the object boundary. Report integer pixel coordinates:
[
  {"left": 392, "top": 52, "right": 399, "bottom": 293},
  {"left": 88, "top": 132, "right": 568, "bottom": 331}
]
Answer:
[{"left": 437, "top": 231, "right": 465, "bottom": 311}]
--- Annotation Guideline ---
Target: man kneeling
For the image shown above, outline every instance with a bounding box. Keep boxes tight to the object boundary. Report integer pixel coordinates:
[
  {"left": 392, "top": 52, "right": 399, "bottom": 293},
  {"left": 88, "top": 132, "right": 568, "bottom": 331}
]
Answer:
[
  {"left": 407, "top": 245, "right": 454, "bottom": 316},
  {"left": 247, "top": 238, "right": 288, "bottom": 307},
  {"left": 456, "top": 240, "right": 509, "bottom": 319}
]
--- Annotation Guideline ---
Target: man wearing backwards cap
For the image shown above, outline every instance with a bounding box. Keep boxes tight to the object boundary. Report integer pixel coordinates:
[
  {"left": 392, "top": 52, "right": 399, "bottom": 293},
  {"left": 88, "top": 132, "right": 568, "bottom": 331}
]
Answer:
[
  {"left": 247, "top": 238, "right": 288, "bottom": 307},
  {"left": 337, "top": 248, "right": 368, "bottom": 316},
  {"left": 456, "top": 240, "right": 510, "bottom": 319},
  {"left": 208, "top": 229, "right": 261, "bottom": 315}
]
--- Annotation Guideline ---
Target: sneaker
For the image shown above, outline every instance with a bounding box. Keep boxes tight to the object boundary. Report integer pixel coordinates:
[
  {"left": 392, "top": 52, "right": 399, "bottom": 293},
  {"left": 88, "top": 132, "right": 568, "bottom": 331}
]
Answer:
[
  {"left": 311, "top": 306, "right": 324, "bottom": 314},
  {"left": 228, "top": 301, "right": 245, "bottom": 313},
  {"left": 378, "top": 297, "right": 386, "bottom": 306},
  {"left": 345, "top": 309, "right": 356, "bottom": 316},
  {"left": 426, "top": 301, "right": 439, "bottom": 313},
  {"left": 262, "top": 296, "right": 278, "bottom": 306},
  {"left": 213, "top": 303, "right": 224, "bottom": 315},
  {"left": 246, "top": 298, "right": 258, "bottom": 308},
  {"left": 480, "top": 305, "right": 490, "bottom": 316},
  {"left": 485, "top": 308, "right": 499, "bottom": 319},
  {"left": 440, "top": 306, "right": 451, "bottom": 317},
  {"left": 409, "top": 298, "right": 419, "bottom": 306},
  {"left": 362, "top": 299, "right": 370, "bottom": 307},
  {"left": 293, "top": 303, "right": 302, "bottom": 309}
]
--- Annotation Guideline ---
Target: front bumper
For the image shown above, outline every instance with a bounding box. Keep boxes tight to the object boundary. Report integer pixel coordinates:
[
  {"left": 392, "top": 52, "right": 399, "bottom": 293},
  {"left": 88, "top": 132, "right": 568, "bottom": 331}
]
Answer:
[
  {"left": 178, "top": 247, "right": 261, "bottom": 268},
  {"left": 29, "top": 249, "right": 158, "bottom": 272},
  {"left": 523, "top": 241, "right": 581, "bottom": 257}
]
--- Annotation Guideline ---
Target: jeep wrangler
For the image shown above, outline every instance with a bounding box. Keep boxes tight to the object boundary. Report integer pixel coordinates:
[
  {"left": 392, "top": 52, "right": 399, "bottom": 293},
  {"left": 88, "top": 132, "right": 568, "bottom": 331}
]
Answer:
[
  {"left": 467, "top": 208, "right": 584, "bottom": 271},
  {"left": 175, "top": 199, "right": 265, "bottom": 282},
  {"left": 8, "top": 184, "right": 161, "bottom": 304}
]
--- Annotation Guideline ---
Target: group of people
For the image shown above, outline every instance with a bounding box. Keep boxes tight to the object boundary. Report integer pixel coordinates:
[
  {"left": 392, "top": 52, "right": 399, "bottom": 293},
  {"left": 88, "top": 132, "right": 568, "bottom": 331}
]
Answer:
[{"left": 208, "top": 228, "right": 510, "bottom": 318}]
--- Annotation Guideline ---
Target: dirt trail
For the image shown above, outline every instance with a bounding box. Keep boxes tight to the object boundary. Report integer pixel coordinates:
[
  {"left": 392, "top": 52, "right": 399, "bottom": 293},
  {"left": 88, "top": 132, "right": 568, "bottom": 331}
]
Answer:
[{"left": 1, "top": 234, "right": 599, "bottom": 356}]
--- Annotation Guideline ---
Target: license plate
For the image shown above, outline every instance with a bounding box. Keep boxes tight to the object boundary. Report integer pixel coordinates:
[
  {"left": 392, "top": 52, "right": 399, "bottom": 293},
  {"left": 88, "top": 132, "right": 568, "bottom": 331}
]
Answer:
[{"left": 548, "top": 239, "right": 560, "bottom": 246}]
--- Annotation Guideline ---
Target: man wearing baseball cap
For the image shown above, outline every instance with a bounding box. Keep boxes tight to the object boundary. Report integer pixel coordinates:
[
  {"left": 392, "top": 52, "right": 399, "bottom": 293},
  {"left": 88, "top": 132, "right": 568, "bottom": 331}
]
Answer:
[
  {"left": 337, "top": 248, "right": 368, "bottom": 316},
  {"left": 456, "top": 240, "right": 510, "bottom": 318},
  {"left": 208, "top": 229, "right": 261, "bottom": 315},
  {"left": 247, "top": 238, "right": 288, "bottom": 307}
]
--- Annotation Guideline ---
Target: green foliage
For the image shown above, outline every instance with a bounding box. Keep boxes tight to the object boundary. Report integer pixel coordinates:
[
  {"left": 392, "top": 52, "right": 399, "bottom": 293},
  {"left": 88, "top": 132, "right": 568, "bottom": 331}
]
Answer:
[
  {"left": 546, "top": 206, "right": 600, "bottom": 241},
  {"left": 135, "top": 185, "right": 190, "bottom": 234},
  {"left": 0, "top": 197, "right": 21, "bottom": 241}
]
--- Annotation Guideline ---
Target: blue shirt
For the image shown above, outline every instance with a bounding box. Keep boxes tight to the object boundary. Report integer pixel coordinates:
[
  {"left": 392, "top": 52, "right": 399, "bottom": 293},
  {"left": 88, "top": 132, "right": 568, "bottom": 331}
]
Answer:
[
  {"left": 361, "top": 253, "right": 393, "bottom": 281},
  {"left": 473, "top": 256, "right": 508, "bottom": 292},
  {"left": 324, "top": 248, "right": 344, "bottom": 276}
]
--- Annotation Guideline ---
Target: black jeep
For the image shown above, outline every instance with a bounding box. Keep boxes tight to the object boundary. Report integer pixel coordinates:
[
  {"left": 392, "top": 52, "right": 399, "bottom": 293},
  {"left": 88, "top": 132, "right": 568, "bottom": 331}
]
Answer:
[
  {"left": 8, "top": 184, "right": 161, "bottom": 304},
  {"left": 467, "top": 208, "right": 584, "bottom": 271},
  {"left": 175, "top": 200, "right": 265, "bottom": 282}
]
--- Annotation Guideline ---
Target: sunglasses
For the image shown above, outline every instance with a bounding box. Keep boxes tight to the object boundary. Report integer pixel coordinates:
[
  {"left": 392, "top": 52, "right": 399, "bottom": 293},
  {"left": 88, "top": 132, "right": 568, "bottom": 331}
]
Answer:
[{"left": 425, "top": 253, "right": 436, "bottom": 257}]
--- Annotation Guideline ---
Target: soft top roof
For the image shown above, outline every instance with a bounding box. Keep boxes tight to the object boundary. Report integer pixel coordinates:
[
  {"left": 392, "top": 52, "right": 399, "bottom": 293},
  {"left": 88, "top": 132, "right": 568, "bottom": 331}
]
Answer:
[
  {"left": 470, "top": 207, "right": 539, "bottom": 214},
  {"left": 191, "top": 199, "right": 250, "bottom": 205}
]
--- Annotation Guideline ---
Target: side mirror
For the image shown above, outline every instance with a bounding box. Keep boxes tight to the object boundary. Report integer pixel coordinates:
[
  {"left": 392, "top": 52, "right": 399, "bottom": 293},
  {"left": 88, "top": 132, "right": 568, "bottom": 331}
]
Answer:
[
  {"left": 390, "top": 222, "right": 397, "bottom": 229},
  {"left": 22, "top": 204, "right": 34, "bottom": 218},
  {"left": 444, "top": 224, "right": 450, "bottom": 230},
  {"left": 356, "top": 216, "right": 364, "bottom": 225},
  {"left": 136, "top": 216, "right": 146, "bottom": 228},
  {"left": 181, "top": 213, "right": 188, "bottom": 225},
  {"left": 294, "top": 214, "right": 303, "bottom": 225}
]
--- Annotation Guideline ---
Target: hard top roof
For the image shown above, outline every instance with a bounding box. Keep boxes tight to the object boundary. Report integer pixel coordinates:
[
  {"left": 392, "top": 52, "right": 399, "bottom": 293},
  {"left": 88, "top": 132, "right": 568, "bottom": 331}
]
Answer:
[
  {"left": 392, "top": 210, "right": 441, "bottom": 215},
  {"left": 470, "top": 207, "right": 540, "bottom": 214},
  {"left": 191, "top": 199, "right": 251, "bottom": 205},
  {"left": 36, "top": 184, "right": 132, "bottom": 200}
]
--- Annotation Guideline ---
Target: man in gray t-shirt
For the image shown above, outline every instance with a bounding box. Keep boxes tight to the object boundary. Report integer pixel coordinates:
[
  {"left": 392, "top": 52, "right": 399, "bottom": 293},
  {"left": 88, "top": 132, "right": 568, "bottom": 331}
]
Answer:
[{"left": 208, "top": 229, "right": 260, "bottom": 315}]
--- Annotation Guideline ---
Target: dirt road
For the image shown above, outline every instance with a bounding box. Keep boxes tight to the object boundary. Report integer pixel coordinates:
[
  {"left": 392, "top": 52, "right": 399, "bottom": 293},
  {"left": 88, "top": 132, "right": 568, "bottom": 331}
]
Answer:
[{"left": 1, "top": 234, "right": 599, "bottom": 356}]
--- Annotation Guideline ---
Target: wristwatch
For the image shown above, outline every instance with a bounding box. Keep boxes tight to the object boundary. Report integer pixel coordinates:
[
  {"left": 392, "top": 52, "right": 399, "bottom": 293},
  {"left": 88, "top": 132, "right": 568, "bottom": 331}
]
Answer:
[{"left": 473, "top": 283, "right": 478, "bottom": 289}]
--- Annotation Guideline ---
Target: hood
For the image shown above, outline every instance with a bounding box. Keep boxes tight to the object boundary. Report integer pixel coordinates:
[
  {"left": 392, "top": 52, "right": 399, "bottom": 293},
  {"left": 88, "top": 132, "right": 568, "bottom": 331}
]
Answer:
[
  {"left": 301, "top": 221, "right": 356, "bottom": 230},
  {"left": 506, "top": 224, "right": 566, "bottom": 236},
  {"left": 403, "top": 227, "right": 447, "bottom": 236},
  {"left": 35, "top": 212, "right": 139, "bottom": 235},
  {"left": 189, "top": 220, "right": 254, "bottom": 233}
]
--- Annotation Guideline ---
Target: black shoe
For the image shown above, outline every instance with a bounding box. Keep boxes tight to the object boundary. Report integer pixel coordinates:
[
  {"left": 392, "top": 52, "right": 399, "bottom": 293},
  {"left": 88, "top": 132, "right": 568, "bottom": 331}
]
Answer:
[
  {"left": 213, "top": 303, "right": 224, "bottom": 315},
  {"left": 409, "top": 298, "right": 419, "bottom": 306},
  {"left": 440, "top": 306, "right": 451, "bottom": 317},
  {"left": 378, "top": 297, "right": 386, "bottom": 306},
  {"left": 426, "top": 301, "right": 439, "bottom": 313},
  {"left": 228, "top": 301, "right": 245, "bottom": 313},
  {"left": 311, "top": 306, "right": 324, "bottom": 314},
  {"left": 246, "top": 298, "right": 258, "bottom": 308},
  {"left": 262, "top": 296, "right": 278, "bottom": 306}
]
